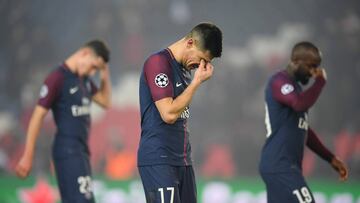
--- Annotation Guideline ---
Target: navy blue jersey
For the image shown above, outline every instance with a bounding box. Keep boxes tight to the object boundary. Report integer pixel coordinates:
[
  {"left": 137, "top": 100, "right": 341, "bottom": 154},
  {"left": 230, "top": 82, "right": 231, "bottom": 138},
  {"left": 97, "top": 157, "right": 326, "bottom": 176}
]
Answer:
[
  {"left": 38, "top": 64, "right": 97, "bottom": 158},
  {"left": 138, "top": 49, "right": 192, "bottom": 166},
  {"left": 259, "top": 70, "right": 326, "bottom": 173}
]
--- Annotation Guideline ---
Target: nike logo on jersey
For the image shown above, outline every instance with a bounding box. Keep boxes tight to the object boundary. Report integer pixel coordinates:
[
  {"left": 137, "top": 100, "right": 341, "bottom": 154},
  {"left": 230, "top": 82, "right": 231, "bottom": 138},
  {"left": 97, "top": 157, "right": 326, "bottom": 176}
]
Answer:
[
  {"left": 176, "top": 82, "right": 182, "bottom": 87},
  {"left": 69, "top": 86, "right": 79, "bottom": 94}
]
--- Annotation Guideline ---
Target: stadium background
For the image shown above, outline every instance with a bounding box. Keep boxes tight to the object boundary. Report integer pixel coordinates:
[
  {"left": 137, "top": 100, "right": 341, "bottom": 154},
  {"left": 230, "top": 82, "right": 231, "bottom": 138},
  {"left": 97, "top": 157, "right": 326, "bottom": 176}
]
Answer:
[{"left": 0, "top": 0, "right": 359, "bottom": 202}]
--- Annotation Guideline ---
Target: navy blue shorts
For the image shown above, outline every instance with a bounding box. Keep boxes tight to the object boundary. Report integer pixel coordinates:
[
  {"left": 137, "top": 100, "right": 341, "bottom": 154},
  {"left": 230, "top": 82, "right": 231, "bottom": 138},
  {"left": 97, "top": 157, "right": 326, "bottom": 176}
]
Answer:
[
  {"left": 53, "top": 154, "right": 95, "bottom": 203},
  {"left": 261, "top": 172, "right": 315, "bottom": 203},
  {"left": 138, "top": 165, "right": 197, "bottom": 203}
]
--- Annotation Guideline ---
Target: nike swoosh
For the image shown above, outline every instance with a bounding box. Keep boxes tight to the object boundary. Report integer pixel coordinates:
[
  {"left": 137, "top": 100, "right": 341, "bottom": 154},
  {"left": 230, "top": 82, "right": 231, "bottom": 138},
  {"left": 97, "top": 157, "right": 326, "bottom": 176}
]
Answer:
[
  {"left": 69, "top": 87, "right": 79, "bottom": 94},
  {"left": 176, "top": 82, "right": 182, "bottom": 87}
]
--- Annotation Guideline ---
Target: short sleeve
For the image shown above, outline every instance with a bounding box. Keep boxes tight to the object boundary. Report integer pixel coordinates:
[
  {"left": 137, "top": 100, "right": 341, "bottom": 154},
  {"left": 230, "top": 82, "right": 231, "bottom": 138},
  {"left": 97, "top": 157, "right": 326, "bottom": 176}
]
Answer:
[
  {"left": 37, "top": 69, "right": 64, "bottom": 109},
  {"left": 144, "top": 53, "right": 174, "bottom": 101}
]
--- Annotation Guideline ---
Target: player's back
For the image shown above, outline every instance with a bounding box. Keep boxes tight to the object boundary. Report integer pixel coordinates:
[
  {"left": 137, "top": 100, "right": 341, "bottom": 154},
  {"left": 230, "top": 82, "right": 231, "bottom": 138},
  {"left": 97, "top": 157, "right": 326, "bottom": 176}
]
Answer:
[
  {"left": 138, "top": 49, "right": 192, "bottom": 167},
  {"left": 259, "top": 71, "right": 308, "bottom": 174}
]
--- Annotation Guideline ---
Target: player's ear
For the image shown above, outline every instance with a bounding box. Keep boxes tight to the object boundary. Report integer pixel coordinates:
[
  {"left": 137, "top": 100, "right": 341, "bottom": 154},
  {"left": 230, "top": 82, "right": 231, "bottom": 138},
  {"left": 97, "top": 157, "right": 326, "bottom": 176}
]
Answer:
[
  {"left": 290, "top": 60, "right": 299, "bottom": 69},
  {"left": 186, "top": 38, "right": 194, "bottom": 48}
]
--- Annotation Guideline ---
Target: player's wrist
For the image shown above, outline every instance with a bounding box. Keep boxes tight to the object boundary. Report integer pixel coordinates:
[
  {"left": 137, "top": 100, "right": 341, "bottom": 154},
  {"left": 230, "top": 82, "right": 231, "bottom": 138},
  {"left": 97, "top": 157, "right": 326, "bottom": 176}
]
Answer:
[
  {"left": 100, "top": 72, "right": 110, "bottom": 81},
  {"left": 330, "top": 156, "right": 339, "bottom": 164},
  {"left": 190, "top": 78, "right": 202, "bottom": 87},
  {"left": 23, "top": 152, "right": 34, "bottom": 161}
]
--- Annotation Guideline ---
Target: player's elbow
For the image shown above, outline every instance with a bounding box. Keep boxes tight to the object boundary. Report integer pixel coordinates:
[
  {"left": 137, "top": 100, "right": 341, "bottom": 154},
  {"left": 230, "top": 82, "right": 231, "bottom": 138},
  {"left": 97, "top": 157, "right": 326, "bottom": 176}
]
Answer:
[
  {"left": 292, "top": 102, "right": 308, "bottom": 112},
  {"left": 97, "top": 100, "right": 111, "bottom": 109},
  {"left": 102, "top": 100, "right": 111, "bottom": 109},
  {"left": 160, "top": 113, "right": 178, "bottom": 124},
  {"left": 292, "top": 105, "right": 302, "bottom": 112}
]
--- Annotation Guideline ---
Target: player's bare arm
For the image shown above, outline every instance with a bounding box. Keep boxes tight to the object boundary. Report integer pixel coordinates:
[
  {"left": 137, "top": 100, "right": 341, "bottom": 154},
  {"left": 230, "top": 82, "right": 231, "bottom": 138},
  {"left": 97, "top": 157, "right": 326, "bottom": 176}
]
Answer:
[
  {"left": 92, "top": 64, "right": 111, "bottom": 109},
  {"left": 15, "top": 105, "right": 48, "bottom": 179},
  {"left": 155, "top": 60, "right": 213, "bottom": 124}
]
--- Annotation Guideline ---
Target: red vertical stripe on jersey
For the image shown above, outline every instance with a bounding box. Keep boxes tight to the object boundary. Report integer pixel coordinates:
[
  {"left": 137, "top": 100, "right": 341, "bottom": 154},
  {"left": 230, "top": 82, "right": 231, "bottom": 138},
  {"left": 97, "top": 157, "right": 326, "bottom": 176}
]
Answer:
[
  {"left": 183, "top": 120, "right": 188, "bottom": 165},
  {"left": 166, "top": 48, "right": 175, "bottom": 60}
]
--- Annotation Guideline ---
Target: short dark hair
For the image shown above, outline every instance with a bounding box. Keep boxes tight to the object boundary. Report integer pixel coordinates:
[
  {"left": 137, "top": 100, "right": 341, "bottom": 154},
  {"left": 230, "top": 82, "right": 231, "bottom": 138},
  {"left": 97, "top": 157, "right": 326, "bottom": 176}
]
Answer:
[
  {"left": 291, "top": 41, "right": 320, "bottom": 61},
  {"left": 187, "top": 23, "right": 223, "bottom": 58},
  {"left": 84, "top": 39, "right": 110, "bottom": 62}
]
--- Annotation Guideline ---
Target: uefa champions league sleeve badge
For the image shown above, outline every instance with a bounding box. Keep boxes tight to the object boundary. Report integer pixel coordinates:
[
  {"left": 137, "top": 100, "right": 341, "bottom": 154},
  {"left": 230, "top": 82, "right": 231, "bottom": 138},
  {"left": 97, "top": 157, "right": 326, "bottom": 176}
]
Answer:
[{"left": 154, "top": 73, "right": 169, "bottom": 88}]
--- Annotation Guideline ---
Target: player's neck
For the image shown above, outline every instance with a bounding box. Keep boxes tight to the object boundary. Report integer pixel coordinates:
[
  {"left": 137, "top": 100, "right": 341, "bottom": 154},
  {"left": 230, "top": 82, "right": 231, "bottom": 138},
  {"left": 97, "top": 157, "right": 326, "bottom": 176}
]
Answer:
[
  {"left": 168, "top": 39, "right": 186, "bottom": 65},
  {"left": 285, "top": 64, "right": 296, "bottom": 79},
  {"left": 64, "top": 55, "right": 79, "bottom": 75}
]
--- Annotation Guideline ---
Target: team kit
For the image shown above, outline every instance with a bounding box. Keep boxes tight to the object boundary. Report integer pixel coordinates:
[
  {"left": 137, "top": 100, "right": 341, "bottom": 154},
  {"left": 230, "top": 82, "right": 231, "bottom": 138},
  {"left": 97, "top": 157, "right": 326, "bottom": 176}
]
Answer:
[{"left": 15, "top": 23, "right": 348, "bottom": 203}]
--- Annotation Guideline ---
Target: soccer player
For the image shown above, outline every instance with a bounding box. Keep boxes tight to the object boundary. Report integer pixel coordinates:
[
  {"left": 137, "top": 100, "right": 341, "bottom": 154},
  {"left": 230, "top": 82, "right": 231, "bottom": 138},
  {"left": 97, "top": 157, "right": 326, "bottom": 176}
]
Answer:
[
  {"left": 15, "top": 40, "right": 111, "bottom": 203},
  {"left": 259, "top": 41, "right": 349, "bottom": 203},
  {"left": 138, "top": 23, "right": 222, "bottom": 203}
]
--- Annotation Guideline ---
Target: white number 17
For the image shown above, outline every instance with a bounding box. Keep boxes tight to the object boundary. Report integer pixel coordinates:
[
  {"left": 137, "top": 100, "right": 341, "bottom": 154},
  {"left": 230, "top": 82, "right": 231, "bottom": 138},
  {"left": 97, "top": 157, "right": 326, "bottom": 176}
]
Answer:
[{"left": 158, "top": 187, "right": 174, "bottom": 203}]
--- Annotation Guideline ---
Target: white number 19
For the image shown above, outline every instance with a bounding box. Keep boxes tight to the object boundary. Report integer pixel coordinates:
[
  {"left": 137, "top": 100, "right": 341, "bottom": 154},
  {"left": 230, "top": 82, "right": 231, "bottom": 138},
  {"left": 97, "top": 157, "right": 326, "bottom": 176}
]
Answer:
[{"left": 293, "top": 187, "right": 313, "bottom": 203}]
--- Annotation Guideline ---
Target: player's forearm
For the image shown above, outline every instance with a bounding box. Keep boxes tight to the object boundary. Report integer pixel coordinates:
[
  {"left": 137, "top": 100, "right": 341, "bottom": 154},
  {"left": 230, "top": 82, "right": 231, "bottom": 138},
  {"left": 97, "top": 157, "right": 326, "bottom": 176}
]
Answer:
[
  {"left": 23, "top": 107, "right": 46, "bottom": 158},
  {"left": 291, "top": 77, "right": 326, "bottom": 111},
  {"left": 159, "top": 81, "right": 200, "bottom": 124},
  {"left": 96, "top": 71, "right": 112, "bottom": 108},
  {"left": 99, "top": 79, "right": 112, "bottom": 106},
  {"left": 306, "top": 128, "right": 334, "bottom": 163},
  {"left": 171, "top": 81, "right": 199, "bottom": 113}
]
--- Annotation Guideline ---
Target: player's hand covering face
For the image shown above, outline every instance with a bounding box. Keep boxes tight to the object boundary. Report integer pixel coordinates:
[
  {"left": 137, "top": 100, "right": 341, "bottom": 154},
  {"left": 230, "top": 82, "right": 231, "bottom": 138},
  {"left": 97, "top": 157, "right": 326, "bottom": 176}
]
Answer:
[
  {"left": 293, "top": 53, "right": 321, "bottom": 85},
  {"left": 310, "top": 68, "right": 327, "bottom": 80},
  {"left": 193, "top": 59, "right": 214, "bottom": 84},
  {"left": 183, "top": 39, "right": 212, "bottom": 71},
  {"left": 79, "top": 49, "right": 106, "bottom": 77}
]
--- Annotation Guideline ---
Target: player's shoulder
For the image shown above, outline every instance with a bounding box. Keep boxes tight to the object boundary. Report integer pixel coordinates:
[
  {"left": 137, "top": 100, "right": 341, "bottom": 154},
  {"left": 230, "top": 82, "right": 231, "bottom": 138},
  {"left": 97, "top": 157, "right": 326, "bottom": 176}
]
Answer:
[
  {"left": 270, "top": 70, "right": 287, "bottom": 80},
  {"left": 270, "top": 70, "right": 294, "bottom": 86},
  {"left": 44, "top": 65, "right": 65, "bottom": 83},
  {"left": 145, "top": 49, "right": 170, "bottom": 65},
  {"left": 269, "top": 70, "right": 296, "bottom": 95},
  {"left": 143, "top": 49, "right": 172, "bottom": 73}
]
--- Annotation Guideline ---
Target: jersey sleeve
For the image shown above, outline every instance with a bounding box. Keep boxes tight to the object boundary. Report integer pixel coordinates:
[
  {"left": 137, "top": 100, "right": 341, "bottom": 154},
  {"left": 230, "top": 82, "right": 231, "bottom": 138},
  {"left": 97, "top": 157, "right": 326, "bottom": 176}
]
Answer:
[
  {"left": 37, "top": 70, "right": 64, "bottom": 109},
  {"left": 143, "top": 53, "right": 174, "bottom": 101},
  {"left": 306, "top": 127, "right": 334, "bottom": 163},
  {"left": 271, "top": 75, "right": 326, "bottom": 112}
]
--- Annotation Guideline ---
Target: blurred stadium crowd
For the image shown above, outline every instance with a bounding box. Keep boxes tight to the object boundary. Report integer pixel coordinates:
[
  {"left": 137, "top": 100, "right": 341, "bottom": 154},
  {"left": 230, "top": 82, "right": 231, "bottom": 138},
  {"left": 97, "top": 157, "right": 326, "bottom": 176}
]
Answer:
[{"left": 0, "top": 0, "right": 359, "bottom": 180}]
